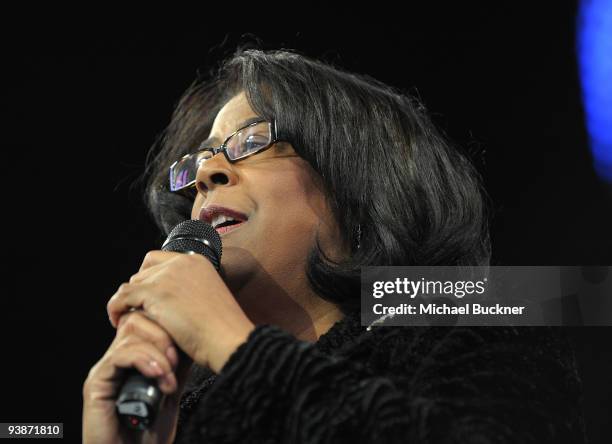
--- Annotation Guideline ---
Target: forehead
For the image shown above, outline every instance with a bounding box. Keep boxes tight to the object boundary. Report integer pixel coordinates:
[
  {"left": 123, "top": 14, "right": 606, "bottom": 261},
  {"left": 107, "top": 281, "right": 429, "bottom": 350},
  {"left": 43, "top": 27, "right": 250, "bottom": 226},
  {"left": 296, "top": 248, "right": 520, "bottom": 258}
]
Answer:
[{"left": 209, "top": 92, "right": 257, "bottom": 142}]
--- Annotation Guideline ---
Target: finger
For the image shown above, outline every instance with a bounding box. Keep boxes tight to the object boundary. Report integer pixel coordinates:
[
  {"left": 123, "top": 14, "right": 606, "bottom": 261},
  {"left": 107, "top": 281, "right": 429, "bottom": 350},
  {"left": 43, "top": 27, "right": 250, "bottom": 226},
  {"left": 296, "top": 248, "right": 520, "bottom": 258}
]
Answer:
[
  {"left": 128, "top": 261, "right": 164, "bottom": 284},
  {"left": 130, "top": 252, "right": 201, "bottom": 284},
  {"left": 110, "top": 337, "right": 174, "bottom": 375},
  {"left": 166, "top": 345, "right": 181, "bottom": 370},
  {"left": 138, "top": 250, "right": 182, "bottom": 273},
  {"left": 116, "top": 311, "right": 178, "bottom": 369},
  {"left": 107, "top": 282, "right": 152, "bottom": 328},
  {"left": 104, "top": 339, "right": 178, "bottom": 394}
]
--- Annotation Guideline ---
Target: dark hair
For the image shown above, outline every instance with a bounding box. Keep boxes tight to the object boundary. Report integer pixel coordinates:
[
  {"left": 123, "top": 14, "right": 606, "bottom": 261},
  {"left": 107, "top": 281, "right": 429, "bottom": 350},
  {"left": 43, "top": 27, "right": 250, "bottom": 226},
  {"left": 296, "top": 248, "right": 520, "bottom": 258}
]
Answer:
[{"left": 142, "top": 47, "right": 491, "bottom": 314}]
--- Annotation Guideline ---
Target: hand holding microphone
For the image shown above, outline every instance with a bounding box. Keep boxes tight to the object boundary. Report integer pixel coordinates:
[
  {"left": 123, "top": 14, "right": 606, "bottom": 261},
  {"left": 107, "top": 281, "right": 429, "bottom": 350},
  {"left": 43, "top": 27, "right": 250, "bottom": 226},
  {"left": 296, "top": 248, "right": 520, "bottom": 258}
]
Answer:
[
  {"left": 82, "top": 220, "right": 256, "bottom": 442},
  {"left": 114, "top": 220, "right": 224, "bottom": 430}
]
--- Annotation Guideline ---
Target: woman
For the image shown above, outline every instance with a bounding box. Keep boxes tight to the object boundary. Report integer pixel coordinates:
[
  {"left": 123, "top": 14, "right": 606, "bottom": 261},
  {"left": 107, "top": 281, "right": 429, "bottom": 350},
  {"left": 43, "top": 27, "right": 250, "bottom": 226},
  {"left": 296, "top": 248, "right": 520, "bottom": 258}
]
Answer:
[{"left": 82, "top": 48, "right": 585, "bottom": 443}]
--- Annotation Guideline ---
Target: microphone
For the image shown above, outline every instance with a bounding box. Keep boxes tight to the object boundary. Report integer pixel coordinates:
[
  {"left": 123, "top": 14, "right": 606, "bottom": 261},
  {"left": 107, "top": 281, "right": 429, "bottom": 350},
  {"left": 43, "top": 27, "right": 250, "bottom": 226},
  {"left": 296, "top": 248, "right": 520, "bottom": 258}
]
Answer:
[{"left": 115, "top": 219, "right": 222, "bottom": 430}]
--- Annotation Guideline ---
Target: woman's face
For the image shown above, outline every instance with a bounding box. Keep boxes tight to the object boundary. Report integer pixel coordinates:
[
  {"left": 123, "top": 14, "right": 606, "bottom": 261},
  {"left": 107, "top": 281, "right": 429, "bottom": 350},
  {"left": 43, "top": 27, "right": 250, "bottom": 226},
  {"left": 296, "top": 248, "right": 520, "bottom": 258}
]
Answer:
[{"left": 190, "top": 91, "right": 346, "bottom": 312}]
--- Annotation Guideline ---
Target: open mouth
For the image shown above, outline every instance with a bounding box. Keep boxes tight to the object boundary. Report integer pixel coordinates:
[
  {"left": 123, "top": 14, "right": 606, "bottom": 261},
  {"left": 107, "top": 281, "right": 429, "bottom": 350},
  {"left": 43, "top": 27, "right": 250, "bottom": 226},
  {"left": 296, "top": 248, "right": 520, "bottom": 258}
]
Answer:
[{"left": 200, "top": 205, "right": 249, "bottom": 236}]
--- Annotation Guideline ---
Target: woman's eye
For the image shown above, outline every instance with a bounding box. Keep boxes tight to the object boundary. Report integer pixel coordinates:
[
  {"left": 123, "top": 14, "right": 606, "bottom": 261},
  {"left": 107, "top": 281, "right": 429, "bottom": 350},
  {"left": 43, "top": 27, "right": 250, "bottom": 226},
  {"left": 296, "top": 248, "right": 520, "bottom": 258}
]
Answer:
[{"left": 243, "top": 136, "right": 267, "bottom": 151}]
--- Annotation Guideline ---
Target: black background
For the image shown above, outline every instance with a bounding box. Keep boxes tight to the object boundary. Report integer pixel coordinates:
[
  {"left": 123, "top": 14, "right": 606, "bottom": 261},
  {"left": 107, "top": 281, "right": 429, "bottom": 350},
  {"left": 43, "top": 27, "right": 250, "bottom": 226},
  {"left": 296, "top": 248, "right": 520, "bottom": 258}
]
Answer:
[{"left": 3, "top": 4, "right": 612, "bottom": 443}]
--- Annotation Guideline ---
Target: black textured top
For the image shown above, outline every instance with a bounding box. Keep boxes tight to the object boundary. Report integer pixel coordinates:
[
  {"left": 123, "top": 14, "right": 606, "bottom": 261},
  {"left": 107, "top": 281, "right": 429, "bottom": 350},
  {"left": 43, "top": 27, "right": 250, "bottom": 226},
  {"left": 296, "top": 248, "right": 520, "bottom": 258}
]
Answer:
[{"left": 174, "top": 309, "right": 586, "bottom": 443}]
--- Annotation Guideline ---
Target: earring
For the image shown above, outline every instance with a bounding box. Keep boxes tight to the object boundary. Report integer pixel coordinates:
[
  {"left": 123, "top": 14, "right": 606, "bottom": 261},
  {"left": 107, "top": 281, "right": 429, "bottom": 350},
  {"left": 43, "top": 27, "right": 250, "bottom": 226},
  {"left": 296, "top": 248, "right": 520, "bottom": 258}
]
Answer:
[{"left": 355, "top": 224, "right": 361, "bottom": 250}]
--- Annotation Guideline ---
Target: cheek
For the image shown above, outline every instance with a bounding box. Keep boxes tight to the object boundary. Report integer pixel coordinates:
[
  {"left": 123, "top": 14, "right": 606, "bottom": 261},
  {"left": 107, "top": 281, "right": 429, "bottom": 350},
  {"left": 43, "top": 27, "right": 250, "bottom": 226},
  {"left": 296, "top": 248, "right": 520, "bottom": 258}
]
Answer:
[
  {"left": 261, "top": 185, "right": 319, "bottom": 234},
  {"left": 254, "top": 171, "right": 334, "bottom": 248},
  {"left": 191, "top": 195, "right": 201, "bottom": 220}
]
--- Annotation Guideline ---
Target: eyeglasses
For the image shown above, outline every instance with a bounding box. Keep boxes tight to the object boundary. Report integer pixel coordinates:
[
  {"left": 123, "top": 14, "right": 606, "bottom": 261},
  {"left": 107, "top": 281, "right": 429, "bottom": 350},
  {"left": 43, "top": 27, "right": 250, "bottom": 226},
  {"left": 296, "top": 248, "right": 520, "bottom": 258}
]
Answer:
[{"left": 169, "top": 118, "right": 282, "bottom": 192}]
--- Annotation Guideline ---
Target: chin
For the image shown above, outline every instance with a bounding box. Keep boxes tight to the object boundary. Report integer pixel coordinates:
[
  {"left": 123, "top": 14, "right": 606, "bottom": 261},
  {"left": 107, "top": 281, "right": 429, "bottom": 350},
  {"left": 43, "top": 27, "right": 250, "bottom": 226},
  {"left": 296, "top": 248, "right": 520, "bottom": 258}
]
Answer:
[{"left": 218, "top": 246, "right": 258, "bottom": 294}]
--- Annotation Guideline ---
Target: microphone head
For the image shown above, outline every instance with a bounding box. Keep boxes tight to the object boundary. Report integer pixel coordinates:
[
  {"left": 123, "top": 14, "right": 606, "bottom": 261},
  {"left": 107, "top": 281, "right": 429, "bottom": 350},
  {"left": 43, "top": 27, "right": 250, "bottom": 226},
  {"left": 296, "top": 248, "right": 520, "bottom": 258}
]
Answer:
[{"left": 161, "top": 219, "right": 222, "bottom": 270}]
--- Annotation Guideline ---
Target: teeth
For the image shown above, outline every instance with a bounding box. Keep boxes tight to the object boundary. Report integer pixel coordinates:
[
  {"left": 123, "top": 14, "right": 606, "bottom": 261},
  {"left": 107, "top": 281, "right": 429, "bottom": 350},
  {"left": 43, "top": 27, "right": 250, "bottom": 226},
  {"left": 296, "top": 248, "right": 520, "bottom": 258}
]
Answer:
[{"left": 211, "top": 214, "right": 237, "bottom": 228}]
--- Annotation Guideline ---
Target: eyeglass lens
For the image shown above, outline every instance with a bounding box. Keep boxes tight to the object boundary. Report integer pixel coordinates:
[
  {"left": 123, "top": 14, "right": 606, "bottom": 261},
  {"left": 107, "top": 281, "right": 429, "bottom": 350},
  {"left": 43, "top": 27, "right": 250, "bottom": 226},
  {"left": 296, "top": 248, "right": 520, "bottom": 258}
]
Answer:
[{"left": 170, "top": 121, "right": 272, "bottom": 191}]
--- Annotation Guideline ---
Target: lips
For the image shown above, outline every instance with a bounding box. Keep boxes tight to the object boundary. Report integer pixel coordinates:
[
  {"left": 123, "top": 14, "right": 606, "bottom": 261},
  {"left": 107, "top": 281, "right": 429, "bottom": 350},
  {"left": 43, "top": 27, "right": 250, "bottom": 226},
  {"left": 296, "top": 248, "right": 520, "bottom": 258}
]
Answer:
[
  {"left": 198, "top": 205, "right": 249, "bottom": 235},
  {"left": 214, "top": 221, "right": 246, "bottom": 235}
]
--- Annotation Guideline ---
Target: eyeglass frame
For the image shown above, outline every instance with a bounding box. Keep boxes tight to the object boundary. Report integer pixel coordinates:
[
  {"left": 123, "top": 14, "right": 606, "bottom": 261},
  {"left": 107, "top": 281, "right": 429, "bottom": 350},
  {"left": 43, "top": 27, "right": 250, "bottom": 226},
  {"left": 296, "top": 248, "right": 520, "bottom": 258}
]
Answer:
[{"left": 168, "top": 118, "right": 283, "bottom": 193}]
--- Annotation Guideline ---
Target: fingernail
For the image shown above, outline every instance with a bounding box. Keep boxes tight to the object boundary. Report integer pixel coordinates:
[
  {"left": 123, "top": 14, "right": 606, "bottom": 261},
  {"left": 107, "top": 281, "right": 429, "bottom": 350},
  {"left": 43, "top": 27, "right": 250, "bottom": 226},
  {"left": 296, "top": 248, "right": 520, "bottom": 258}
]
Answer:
[
  {"left": 160, "top": 372, "right": 177, "bottom": 392},
  {"left": 166, "top": 372, "right": 177, "bottom": 390},
  {"left": 148, "top": 360, "right": 164, "bottom": 376}
]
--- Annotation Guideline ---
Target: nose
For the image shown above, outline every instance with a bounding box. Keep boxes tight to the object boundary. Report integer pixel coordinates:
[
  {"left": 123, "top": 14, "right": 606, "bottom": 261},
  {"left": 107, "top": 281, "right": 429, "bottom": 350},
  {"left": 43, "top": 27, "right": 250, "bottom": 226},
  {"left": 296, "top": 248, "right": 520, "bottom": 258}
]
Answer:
[{"left": 194, "top": 153, "right": 238, "bottom": 195}]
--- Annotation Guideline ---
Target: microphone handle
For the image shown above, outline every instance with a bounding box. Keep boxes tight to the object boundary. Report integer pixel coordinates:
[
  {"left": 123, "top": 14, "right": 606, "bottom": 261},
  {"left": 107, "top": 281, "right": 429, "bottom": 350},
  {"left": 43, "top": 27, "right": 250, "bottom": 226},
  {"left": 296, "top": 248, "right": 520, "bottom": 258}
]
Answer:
[{"left": 115, "top": 370, "right": 162, "bottom": 430}]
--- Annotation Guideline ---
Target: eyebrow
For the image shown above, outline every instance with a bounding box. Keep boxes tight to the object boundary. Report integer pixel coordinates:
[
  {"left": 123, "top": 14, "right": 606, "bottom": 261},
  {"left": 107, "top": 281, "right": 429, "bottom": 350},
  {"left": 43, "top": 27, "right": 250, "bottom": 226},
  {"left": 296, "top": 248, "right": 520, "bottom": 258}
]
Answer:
[{"left": 198, "top": 116, "right": 265, "bottom": 148}]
